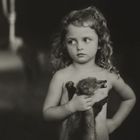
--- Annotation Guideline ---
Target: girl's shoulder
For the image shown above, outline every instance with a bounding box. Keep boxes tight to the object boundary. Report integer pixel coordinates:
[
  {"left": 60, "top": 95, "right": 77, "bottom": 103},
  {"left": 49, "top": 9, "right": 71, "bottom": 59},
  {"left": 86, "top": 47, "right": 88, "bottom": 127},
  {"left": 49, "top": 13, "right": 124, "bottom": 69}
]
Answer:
[
  {"left": 95, "top": 69, "right": 118, "bottom": 79},
  {"left": 52, "top": 66, "right": 73, "bottom": 81},
  {"left": 106, "top": 71, "right": 119, "bottom": 80},
  {"left": 105, "top": 71, "right": 127, "bottom": 89},
  {"left": 104, "top": 70, "right": 120, "bottom": 82}
]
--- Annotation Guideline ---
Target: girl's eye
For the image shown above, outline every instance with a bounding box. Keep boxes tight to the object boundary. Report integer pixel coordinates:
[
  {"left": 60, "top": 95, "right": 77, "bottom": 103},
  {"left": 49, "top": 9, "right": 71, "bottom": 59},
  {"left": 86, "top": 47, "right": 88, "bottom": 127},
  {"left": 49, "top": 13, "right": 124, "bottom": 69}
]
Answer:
[
  {"left": 83, "top": 37, "right": 92, "bottom": 43},
  {"left": 66, "top": 39, "right": 77, "bottom": 45}
]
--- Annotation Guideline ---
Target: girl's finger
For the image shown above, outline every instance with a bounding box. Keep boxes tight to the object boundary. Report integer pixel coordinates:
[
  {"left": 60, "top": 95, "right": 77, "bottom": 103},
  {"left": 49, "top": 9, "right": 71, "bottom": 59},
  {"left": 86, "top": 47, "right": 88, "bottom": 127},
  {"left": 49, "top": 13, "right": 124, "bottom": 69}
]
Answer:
[
  {"left": 86, "top": 106, "right": 92, "bottom": 110},
  {"left": 87, "top": 101, "right": 93, "bottom": 106},
  {"left": 85, "top": 97, "right": 93, "bottom": 102},
  {"left": 82, "top": 95, "right": 91, "bottom": 99}
]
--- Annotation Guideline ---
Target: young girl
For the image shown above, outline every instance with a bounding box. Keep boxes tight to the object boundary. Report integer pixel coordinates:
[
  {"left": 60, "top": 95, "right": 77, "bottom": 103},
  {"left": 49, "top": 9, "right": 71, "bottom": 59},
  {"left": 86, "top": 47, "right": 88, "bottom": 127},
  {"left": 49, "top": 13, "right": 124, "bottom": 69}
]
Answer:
[{"left": 43, "top": 6, "right": 136, "bottom": 140}]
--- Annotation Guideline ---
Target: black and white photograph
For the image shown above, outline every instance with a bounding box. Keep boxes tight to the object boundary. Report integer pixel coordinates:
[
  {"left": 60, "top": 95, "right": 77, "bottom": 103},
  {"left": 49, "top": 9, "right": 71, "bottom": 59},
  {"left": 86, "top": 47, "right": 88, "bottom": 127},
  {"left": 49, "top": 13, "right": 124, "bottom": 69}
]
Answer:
[{"left": 0, "top": 0, "right": 139, "bottom": 140}]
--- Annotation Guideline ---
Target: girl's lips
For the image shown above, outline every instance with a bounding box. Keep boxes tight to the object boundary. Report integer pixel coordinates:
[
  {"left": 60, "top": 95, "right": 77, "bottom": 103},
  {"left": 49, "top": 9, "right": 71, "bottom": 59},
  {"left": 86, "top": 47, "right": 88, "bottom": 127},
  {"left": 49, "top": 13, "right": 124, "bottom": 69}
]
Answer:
[{"left": 77, "top": 53, "right": 86, "bottom": 56}]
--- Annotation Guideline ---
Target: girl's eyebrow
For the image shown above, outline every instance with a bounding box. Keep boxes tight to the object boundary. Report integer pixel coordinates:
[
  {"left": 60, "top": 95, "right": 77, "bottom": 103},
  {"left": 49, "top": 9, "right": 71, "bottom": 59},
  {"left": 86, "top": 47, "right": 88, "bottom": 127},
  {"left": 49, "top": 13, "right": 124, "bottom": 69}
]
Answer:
[
  {"left": 65, "top": 36, "right": 76, "bottom": 39},
  {"left": 66, "top": 35, "right": 94, "bottom": 39}
]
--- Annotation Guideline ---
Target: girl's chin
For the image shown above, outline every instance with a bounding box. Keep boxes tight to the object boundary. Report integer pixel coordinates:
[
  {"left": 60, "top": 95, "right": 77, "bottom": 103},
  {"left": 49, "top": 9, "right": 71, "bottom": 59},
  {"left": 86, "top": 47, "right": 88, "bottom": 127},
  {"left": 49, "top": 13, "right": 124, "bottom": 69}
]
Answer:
[{"left": 75, "top": 59, "right": 92, "bottom": 64}]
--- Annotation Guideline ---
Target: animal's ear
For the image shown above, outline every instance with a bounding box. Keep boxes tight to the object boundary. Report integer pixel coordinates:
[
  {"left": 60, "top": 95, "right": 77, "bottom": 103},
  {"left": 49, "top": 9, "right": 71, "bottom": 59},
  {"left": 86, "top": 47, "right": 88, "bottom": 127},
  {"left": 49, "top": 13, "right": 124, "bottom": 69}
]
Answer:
[
  {"left": 65, "top": 81, "right": 74, "bottom": 89},
  {"left": 65, "top": 81, "right": 77, "bottom": 100}
]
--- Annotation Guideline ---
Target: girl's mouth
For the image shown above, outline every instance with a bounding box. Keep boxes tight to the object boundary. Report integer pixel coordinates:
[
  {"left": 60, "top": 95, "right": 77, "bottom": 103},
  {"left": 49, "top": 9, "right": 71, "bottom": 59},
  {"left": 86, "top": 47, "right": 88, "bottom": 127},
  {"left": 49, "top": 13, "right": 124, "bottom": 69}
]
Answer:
[{"left": 77, "top": 53, "right": 86, "bottom": 57}]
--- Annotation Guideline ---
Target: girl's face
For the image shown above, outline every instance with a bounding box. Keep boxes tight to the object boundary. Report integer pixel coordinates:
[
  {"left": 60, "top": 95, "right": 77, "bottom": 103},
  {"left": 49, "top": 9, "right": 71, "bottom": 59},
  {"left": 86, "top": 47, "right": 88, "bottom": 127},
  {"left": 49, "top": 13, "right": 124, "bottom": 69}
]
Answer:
[{"left": 65, "top": 24, "right": 99, "bottom": 64}]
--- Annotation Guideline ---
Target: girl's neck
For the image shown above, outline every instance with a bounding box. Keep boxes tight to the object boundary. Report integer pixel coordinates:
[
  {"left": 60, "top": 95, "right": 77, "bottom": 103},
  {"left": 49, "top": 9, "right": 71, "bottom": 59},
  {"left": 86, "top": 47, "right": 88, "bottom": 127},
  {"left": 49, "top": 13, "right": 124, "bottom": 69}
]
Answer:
[{"left": 72, "top": 61, "right": 101, "bottom": 73}]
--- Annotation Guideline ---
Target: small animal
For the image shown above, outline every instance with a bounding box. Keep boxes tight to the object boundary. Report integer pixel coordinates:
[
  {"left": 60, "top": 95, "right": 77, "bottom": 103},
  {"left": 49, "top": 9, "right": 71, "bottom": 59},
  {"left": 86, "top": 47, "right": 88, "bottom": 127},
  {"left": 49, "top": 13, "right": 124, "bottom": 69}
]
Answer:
[{"left": 65, "top": 77, "right": 108, "bottom": 140}]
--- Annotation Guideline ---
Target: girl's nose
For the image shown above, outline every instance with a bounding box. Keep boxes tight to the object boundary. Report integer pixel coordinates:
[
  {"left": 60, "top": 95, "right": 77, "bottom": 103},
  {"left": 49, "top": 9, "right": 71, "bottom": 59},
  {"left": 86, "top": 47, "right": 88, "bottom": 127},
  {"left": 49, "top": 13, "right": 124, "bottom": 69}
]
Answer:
[{"left": 76, "top": 42, "right": 84, "bottom": 50}]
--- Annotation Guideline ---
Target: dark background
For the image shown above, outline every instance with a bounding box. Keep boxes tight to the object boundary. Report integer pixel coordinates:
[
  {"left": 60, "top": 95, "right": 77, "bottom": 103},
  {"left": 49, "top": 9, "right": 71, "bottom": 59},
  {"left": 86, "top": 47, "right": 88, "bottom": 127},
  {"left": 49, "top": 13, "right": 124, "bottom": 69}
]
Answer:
[{"left": 0, "top": 0, "right": 139, "bottom": 140}]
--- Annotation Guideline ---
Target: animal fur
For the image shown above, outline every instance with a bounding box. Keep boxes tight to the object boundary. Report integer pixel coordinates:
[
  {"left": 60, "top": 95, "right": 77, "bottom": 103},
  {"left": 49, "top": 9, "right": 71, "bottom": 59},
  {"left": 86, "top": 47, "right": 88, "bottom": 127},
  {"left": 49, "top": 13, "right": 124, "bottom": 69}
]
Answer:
[{"left": 65, "top": 77, "right": 108, "bottom": 140}]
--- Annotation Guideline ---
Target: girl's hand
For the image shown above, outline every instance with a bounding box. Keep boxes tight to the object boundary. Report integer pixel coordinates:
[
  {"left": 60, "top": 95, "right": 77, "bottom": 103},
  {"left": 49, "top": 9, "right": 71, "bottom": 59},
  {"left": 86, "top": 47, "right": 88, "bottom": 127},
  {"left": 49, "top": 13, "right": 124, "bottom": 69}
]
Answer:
[{"left": 67, "top": 94, "right": 93, "bottom": 113}]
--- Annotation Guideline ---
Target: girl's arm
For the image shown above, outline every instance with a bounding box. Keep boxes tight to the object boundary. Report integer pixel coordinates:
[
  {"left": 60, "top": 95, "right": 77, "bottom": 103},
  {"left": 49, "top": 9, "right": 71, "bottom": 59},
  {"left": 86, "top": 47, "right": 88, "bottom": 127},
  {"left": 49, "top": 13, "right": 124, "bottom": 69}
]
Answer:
[
  {"left": 107, "top": 74, "right": 136, "bottom": 134},
  {"left": 43, "top": 71, "right": 73, "bottom": 121},
  {"left": 43, "top": 71, "right": 93, "bottom": 122}
]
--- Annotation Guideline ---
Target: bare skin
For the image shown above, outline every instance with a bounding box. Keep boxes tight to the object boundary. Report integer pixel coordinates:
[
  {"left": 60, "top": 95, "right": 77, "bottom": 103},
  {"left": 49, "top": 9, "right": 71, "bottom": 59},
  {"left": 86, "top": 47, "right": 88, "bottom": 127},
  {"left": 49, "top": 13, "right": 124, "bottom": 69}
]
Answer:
[
  {"left": 43, "top": 25, "right": 136, "bottom": 140},
  {"left": 43, "top": 64, "right": 136, "bottom": 140}
]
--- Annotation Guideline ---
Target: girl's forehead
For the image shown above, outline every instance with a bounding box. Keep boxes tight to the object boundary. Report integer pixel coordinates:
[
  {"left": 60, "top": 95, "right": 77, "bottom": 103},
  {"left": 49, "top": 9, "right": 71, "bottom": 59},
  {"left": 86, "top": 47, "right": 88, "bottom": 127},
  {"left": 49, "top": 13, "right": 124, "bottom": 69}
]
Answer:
[{"left": 66, "top": 24, "right": 97, "bottom": 37}]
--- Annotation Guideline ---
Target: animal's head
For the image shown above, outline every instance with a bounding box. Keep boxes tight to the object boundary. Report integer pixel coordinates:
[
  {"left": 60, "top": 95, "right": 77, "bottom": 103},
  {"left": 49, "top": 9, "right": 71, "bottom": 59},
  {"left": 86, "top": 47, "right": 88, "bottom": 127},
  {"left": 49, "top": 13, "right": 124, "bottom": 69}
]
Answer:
[{"left": 76, "top": 77, "right": 107, "bottom": 95}]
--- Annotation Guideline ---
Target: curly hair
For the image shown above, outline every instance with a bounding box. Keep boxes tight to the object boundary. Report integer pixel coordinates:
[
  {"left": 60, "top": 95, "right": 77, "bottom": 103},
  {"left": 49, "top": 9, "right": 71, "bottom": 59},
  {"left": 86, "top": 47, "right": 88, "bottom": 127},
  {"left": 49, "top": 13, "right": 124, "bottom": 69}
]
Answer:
[{"left": 50, "top": 6, "right": 119, "bottom": 75}]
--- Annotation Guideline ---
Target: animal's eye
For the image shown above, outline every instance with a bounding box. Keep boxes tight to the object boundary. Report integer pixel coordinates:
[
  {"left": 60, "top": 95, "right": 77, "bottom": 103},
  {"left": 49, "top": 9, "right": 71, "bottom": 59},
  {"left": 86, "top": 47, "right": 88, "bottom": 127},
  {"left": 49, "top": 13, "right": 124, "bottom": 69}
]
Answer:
[{"left": 83, "top": 37, "right": 92, "bottom": 43}]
